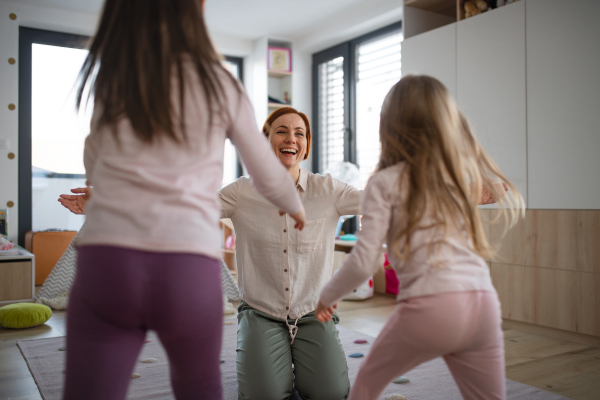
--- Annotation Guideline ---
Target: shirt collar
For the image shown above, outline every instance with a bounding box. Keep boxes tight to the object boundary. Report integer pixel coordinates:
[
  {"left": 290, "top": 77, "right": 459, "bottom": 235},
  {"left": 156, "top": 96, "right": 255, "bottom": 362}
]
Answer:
[{"left": 296, "top": 168, "right": 308, "bottom": 192}]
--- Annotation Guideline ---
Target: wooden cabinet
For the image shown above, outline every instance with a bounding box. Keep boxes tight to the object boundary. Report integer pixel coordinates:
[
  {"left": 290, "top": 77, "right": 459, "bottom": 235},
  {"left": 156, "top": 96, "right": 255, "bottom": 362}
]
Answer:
[
  {"left": 457, "top": 1, "right": 527, "bottom": 204},
  {"left": 401, "top": 23, "right": 457, "bottom": 97},
  {"left": 0, "top": 246, "right": 35, "bottom": 304},
  {"left": 526, "top": 0, "right": 600, "bottom": 209}
]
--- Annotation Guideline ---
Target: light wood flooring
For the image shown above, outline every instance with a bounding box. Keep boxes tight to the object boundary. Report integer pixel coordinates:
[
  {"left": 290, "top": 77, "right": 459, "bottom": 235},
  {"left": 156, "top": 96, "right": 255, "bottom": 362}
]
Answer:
[{"left": 1, "top": 294, "right": 599, "bottom": 400}]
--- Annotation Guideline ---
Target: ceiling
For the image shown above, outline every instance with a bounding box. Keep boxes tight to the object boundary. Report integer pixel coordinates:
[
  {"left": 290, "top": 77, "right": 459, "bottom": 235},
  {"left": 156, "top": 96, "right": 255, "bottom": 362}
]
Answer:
[{"left": 12, "top": 0, "right": 396, "bottom": 41}]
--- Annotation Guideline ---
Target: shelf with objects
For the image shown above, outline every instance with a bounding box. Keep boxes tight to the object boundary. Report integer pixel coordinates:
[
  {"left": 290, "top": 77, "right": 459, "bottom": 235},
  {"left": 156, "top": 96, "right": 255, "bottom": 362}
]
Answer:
[
  {"left": 220, "top": 218, "right": 236, "bottom": 275},
  {"left": 267, "top": 43, "right": 293, "bottom": 112},
  {"left": 0, "top": 241, "right": 35, "bottom": 304},
  {"left": 403, "top": 0, "right": 521, "bottom": 39}
]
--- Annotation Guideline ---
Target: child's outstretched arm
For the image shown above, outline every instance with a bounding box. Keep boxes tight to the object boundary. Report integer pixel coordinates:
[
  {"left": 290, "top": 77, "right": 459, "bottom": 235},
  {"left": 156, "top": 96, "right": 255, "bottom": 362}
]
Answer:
[
  {"left": 58, "top": 187, "right": 92, "bottom": 215},
  {"left": 317, "top": 173, "right": 393, "bottom": 322}
]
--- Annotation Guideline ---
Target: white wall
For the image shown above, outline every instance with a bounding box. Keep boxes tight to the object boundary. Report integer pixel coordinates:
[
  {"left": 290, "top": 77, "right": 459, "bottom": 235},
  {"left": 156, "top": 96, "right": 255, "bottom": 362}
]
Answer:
[{"left": 295, "top": 0, "right": 402, "bottom": 54}]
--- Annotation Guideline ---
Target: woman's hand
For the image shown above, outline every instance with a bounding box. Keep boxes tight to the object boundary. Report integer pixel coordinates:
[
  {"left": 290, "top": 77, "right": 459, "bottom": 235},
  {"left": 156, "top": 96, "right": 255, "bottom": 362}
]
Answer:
[
  {"left": 58, "top": 187, "right": 92, "bottom": 215},
  {"left": 315, "top": 300, "right": 337, "bottom": 323},
  {"left": 480, "top": 183, "right": 508, "bottom": 205},
  {"left": 279, "top": 206, "right": 306, "bottom": 231}
]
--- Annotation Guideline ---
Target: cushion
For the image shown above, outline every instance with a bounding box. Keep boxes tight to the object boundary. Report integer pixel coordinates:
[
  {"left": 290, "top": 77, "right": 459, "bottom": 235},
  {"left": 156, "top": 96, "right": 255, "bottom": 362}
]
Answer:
[{"left": 0, "top": 303, "right": 52, "bottom": 329}]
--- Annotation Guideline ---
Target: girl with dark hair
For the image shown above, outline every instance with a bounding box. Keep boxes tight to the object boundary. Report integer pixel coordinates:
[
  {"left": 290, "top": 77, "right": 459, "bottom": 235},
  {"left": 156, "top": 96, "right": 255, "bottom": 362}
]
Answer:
[{"left": 63, "top": 0, "right": 305, "bottom": 399}]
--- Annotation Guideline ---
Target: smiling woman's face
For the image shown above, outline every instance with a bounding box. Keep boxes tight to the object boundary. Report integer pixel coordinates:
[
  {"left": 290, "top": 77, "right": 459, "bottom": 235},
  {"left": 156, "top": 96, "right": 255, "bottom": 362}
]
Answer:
[{"left": 267, "top": 113, "right": 307, "bottom": 171}]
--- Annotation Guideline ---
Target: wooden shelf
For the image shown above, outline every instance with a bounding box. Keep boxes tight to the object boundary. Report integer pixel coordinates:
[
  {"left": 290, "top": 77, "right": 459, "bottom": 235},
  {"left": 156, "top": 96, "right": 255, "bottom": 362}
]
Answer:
[
  {"left": 404, "top": 0, "right": 456, "bottom": 17},
  {"left": 268, "top": 70, "right": 292, "bottom": 78},
  {"left": 268, "top": 102, "right": 290, "bottom": 109}
]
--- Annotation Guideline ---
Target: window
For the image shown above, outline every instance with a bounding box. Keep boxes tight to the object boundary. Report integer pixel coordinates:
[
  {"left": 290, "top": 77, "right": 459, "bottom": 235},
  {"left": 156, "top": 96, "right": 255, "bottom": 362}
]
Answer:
[
  {"left": 18, "top": 28, "right": 244, "bottom": 244},
  {"left": 18, "top": 28, "right": 90, "bottom": 244},
  {"left": 221, "top": 56, "right": 244, "bottom": 186},
  {"left": 312, "top": 22, "right": 402, "bottom": 188}
]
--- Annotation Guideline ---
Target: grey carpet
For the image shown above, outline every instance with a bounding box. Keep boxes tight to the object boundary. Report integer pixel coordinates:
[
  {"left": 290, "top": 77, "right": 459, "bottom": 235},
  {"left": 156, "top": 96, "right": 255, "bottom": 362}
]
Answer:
[{"left": 17, "top": 323, "right": 570, "bottom": 400}]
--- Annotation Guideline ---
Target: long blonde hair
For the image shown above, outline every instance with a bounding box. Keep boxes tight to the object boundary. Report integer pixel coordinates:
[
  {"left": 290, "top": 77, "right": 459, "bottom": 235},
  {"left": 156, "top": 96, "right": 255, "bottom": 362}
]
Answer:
[{"left": 378, "top": 75, "right": 524, "bottom": 262}]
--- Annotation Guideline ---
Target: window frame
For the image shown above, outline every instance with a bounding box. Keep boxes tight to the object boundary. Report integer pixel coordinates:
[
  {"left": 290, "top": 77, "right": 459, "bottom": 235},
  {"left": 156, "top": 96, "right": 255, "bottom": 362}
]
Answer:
[
  {"left": 18, "top": 27, "right": 89, "bottom": 245},
  {"left": 312, "top": 21, "right": 402, "bottom": 174},
  {"left": 223, "top": 55, "right": 245, "bottom": 178}
]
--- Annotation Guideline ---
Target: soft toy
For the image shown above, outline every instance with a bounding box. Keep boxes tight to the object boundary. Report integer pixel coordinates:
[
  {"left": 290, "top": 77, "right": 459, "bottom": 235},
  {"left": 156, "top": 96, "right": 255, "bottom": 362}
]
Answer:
[
  {"left": 474, "top": 0, "right": 489, "bottom": 11},
  {"left": 0, "top": 235, "right": 14, "bottom": 251},
  {"left": 465, "top": 0, "right": 490, "bottom": 18}
]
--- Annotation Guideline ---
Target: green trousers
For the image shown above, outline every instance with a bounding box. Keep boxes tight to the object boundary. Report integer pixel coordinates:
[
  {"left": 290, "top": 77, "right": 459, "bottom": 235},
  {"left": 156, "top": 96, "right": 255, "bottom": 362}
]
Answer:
[{"left": 236, "top": 302, "right": 350, "bottom": 400}]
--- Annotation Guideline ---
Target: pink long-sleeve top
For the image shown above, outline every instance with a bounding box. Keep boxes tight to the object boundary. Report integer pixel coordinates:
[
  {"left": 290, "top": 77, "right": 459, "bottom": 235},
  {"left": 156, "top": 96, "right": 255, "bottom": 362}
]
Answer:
[
  {"left": 76, "top": 66, "right": 302, "bottom": 258},
  {"left": 319, "top": 163, "right": 495, "bottom": 307}
]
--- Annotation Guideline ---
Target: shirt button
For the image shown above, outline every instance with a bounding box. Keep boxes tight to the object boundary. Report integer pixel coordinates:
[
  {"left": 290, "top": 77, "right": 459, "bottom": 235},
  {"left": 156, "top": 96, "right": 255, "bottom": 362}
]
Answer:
[
  {"left": 284, "top": 269, "right": 288, "bottom": 272},
  {"left": 284, "top": 229, "right": 287, "bottom": 233},
  {"left": 283, "top": 249, "right": 287, "bottom": 253},
  {"left": 285, "top": 288, "right": 289, "bottom": 291},
  {"left": 286, "top": 306, "right": 289, "bottom": 310}
]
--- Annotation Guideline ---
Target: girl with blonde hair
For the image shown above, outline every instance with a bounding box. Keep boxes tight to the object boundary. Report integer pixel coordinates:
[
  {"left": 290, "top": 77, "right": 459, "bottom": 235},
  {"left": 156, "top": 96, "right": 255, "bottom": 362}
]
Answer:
[{"left": 316, "top": 75, "right": 523, "bottom": 400}]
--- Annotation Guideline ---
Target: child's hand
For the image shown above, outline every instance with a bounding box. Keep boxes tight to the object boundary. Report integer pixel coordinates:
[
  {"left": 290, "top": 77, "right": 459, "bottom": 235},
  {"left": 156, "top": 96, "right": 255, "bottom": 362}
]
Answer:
[
  {"left": 279, "top": 206, "right": 306, "bottom": 231},
  {"left": 315, "top": 301, "right": 336, "bottom": 323},
  {"left": 480, "top": 183, "right": 508, "bottom": 205},
  {"left": 58, "top": 187, "right": 92, "bottom": 215}
]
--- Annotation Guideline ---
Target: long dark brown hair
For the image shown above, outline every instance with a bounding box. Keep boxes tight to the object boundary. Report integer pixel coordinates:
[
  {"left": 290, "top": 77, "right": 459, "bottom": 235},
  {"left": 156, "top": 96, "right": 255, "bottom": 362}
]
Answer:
[
  {"left": 378, "top": 75, "right": 524, "bottom": 263},
  {"left": 76, "top": 0, "right": 233, "bottom": 143}
]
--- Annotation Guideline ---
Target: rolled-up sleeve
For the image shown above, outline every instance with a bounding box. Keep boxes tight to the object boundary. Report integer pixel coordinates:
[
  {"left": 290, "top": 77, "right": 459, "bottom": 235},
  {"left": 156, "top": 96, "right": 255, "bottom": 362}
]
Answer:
[
  {"left": 333, "top": 179, "right": 362, "bottom": 217},
  {"left": 219, "top": 180, "right": 238, "bottom": 219}
]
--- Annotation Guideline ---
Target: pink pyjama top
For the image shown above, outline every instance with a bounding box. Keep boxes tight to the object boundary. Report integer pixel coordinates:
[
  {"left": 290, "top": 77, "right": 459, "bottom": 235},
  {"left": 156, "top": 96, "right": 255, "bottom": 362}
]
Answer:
[
  {"left": 76, "top": 66, "right": 302, "bottom": 258},
  {"left": 319, "top": 163, "right": 496, "bottom": 307}
]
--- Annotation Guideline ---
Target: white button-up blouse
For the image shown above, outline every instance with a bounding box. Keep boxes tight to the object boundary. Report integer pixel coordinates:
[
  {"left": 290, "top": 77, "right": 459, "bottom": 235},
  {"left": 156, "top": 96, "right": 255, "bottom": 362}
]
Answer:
[{"left": 220, "top": 168, "right": 362, "bottom": 320}]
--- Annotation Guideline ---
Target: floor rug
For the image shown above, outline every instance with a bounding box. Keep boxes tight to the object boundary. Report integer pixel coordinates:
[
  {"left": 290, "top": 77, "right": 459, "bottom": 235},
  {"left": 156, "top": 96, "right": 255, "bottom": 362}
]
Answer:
[{"left": 17, "top": 323, "right": 570, "bottom": 400}]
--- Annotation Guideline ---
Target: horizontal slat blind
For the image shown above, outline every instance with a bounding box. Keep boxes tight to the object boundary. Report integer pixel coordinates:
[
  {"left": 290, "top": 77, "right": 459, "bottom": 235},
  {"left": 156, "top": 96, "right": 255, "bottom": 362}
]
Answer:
[
  {"left": 356, "top": 31, "right": 402, "bottom": 187},
  {"left": 318, "top": 56, "right": 345, "bottom": 172}
]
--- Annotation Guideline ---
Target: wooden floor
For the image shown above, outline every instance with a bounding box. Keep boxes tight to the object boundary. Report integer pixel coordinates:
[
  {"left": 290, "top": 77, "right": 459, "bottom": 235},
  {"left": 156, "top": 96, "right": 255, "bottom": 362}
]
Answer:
[{"left": 1, "top": 294, "right": 599, "bottom": 400}]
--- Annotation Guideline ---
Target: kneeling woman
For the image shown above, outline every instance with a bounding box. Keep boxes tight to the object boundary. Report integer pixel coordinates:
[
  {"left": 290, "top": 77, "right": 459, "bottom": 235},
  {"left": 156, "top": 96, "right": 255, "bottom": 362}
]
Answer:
[{"left": 220, "top": 107, "right": 361, "bottom": 400}]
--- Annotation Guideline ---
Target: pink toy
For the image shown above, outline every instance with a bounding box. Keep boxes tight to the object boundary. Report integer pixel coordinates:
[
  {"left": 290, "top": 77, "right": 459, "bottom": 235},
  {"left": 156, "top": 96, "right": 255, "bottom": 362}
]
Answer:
[
  {"left": 383, "top": 252, "right": 400, "bottom": 296},
  {"left": 225, "top": 235, "right": 235, "bottom": 249},
  {"left": 0, "top": 236, "right": 14, "bottom": 251}
]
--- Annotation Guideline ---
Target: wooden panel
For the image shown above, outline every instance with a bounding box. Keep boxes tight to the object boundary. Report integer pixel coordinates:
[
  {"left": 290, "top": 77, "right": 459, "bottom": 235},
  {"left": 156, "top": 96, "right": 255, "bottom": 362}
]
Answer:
[
  {"left": 527, "top": 0, "right": 600, "bottom": 209},
  {"left": 491, "top": 210, "right": 600, "bottom": 274},
  {"left": 401, "top": 22, "right": 457, "bottom": 97},
  {"left": 457, "top": 1, "right": 527, "bottom": 205},
  {"left": 491, "top": 263, "right": 599, "bottom": 337},
  {"left": 403, "top": 6, "right": 456, "bottom": 39},
  {"left": 597, "top": 273, "right": 600, "bottom": 340},
  {"left": 0, "top": 261, "right": 32, "bottom": 301}
]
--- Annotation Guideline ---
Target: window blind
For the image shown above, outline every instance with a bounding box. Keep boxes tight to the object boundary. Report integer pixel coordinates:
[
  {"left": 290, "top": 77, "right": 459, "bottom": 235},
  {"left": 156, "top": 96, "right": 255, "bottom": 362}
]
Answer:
[
  {"left": 355, "top": 31, "right": 402, "bottom": 187},
  {"left": 318, "top": 56, "right": 346, "bottom": 173}
]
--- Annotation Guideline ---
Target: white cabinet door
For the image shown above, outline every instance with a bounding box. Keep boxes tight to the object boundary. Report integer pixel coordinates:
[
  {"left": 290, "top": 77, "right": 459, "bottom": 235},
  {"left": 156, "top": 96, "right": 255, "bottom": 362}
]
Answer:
[
  {"left": 401, "top": 23, "right": 457, "bottom": 98},
  {"left": 457, "top": 2, "right": 527, "bottom": 206},
  {"left": 526, "top": 0, "right": 600, "bottom": 209}
]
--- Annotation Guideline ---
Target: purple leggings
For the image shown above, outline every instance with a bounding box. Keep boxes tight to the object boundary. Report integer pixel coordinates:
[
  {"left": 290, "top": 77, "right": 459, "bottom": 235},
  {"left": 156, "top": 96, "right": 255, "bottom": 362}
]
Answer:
[{"left": 63, "top": 246, "right": 223, "bottom": 400}]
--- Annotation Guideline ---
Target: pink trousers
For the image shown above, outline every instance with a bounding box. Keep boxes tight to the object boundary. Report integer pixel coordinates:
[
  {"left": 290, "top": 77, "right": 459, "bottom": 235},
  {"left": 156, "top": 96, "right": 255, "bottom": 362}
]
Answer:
[{"left": 349, "top": 291, "right": 505, "bottom": 400}]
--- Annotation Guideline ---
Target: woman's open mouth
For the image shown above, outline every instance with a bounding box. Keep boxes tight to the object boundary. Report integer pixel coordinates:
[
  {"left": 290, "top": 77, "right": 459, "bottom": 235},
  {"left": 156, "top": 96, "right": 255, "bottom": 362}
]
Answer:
[{"left": 280, "top": 148, "right": 298, "bottom": 158}]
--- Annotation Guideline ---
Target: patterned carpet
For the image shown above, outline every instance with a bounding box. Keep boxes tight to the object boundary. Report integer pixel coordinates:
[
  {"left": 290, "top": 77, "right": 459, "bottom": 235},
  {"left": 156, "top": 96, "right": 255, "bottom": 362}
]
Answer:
[{"left": 17, "top": 323, "right": 570, "bottom": 400}]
